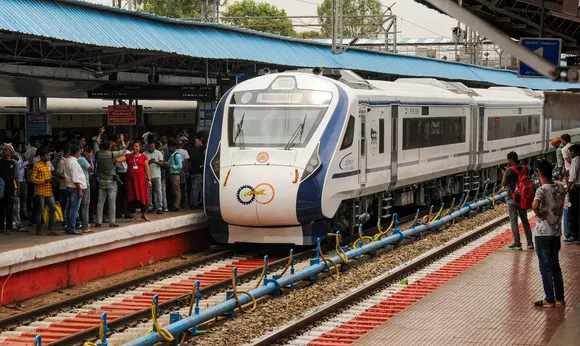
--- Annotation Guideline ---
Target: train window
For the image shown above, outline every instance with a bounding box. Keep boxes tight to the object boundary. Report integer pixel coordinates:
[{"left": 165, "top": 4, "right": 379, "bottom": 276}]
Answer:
[
  {"left": 487, "top": 115, "right": 540, "bottom": 141},
  {"left": 422, "top": 107, "right": 429, "bottom": 115},
  {"left": 340, "top": 115, "right": 355, "bottom": 150},
  {"left": 403, "top": 117, "right": 466, "bottom": 150},
  {"left": 552, "top": 119, "right": 580, "bottom": 132},
  {"left": 379, "top": 118, "right": 385, "bottom": 154}
]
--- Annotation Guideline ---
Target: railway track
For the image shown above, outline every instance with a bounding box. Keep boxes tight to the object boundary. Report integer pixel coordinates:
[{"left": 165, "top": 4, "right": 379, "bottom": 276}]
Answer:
[
  {"left": 0, "top": 203, "right": 480, "bottom": 345},
  {"left": 249, "top": 213, "right": 511, "bottom": 346},
  {"left": 0, "top": 247, "right": 300, "bottom": 345}
]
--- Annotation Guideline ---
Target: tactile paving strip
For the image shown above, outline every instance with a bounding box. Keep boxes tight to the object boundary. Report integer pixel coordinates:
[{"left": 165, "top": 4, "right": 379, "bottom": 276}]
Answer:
[
  {"left": 288, "top": 219, "right": 534, "bottom": 346},
  {"left": 0, "top": 257, "right": 269, "bottom": 345}
]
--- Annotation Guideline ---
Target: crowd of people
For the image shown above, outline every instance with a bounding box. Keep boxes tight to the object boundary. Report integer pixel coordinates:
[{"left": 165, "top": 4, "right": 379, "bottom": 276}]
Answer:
[
  {"left": 503, "top": 133, "right": 579, "bottom": 309},
  {"left": 0, "top": 127, "right": 206, "bottom": 236}
]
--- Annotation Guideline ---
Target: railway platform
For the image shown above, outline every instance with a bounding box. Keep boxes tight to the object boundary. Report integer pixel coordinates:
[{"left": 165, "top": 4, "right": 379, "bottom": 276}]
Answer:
[
  {"left": 341, "top": 220, "right": 580, "bottom": 346},
  {"left": 300, "top": 216, "right": 580, "bottom": 346},
  {"left": 0, "top": 210, "right": 208, "bottom": 307}
]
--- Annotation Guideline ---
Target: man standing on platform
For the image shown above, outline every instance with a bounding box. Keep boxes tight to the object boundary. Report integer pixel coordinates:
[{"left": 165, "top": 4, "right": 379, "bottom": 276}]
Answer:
[
  {"left": 165, "top": 141, "right": 183, "bottom": 211},
  {"left": 561, "top": 134, "right": 572, "bottom": 178},
  {"left": 30, "top": 148, "right": 56, "bottom": 235},
  {"left": 0, "top": 143, "right": 17, "bottom": 235},
  {"left": 550, "top": 137, "right": 564, "bottom": 180},
  {"left": 189, "top": 136, "right": 204, "bottom": 209},
  {"left": 532, "top": 160, "right": 566, "bottom": 308},
  {"left": 93, "top": 127, "right": 126, "bottom": 227},
  {"left": 502, "top": 151, "right": 533, "bottom": 250},
  {"left": 145, "top": 140, "right": 164, "bottom": 214},
  {"left": 566, "top": 144, "right": 580, "bottom": 244},
  {"left": 63, "top": 144, "right": 84, "bottom": 235}
]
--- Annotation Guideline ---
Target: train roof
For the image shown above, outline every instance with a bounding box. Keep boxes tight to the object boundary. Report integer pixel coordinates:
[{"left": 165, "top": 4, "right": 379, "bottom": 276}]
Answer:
[{"left": 0, "top": 98, "right": 197, "bottom": 114}]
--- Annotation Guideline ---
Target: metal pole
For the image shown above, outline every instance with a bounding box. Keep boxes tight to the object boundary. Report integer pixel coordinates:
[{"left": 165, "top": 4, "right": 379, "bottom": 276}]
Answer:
[
  {"left": 393, "top": 16, "right": 397, "bottom": 53},
  {"left": 423, "top": 0, "right": 558, "bottom": 79},
  {"left": 205, "top": 59, "right": 209, "bottom": 85},
  {"left": 539, "top": 0, "right": 545, "bottom": 37}
]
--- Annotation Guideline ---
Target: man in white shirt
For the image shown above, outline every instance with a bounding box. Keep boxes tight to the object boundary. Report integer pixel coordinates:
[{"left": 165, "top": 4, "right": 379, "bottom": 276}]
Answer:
[
  {"left": 561, "top": 134, "right": 572, "bottom": 174},
  {"left": 64, "top": 144, "right": 86, "bottom": 235},
  {"left": 567, "top": 144, "right": 580, "bottom": 244},
  {"left": 145, "top": 141, "right": 164, "bottom": 214}
]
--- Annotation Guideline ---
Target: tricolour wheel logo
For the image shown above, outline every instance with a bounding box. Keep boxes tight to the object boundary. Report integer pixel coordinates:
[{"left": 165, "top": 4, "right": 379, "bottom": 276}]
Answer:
[{"left": 236, "top": 185, "right": 255, "bottom": 205}]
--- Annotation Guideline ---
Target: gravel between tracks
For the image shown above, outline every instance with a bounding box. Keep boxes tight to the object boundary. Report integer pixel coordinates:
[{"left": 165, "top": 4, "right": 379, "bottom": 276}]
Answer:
[{"left": 186, "top": 205, "right": 508, "bottom": 346}]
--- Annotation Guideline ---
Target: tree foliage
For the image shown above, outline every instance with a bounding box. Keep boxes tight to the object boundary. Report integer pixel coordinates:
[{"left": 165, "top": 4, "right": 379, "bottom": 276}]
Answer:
[
  {"left": 297, "top": 31, "right": 327, "bottom": 39},
  {"left": 222, "top": 0, "right": 296, "bottom": 37},
  {"left": 317, "top": 0, "right": 384, "bottom": 38},
  {"left": 135, "top": 0, "right": 201, "bottom": 19}
]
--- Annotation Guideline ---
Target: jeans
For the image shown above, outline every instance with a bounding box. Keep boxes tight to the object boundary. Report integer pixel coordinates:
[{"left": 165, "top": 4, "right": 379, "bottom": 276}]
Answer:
[
  {"left": 13, "top": 193, "right": 22, "bottom": 229},
  {"left": 161, "top": 179, "right": 168, "bottom": 210},
  {"left": 170, "top": 175, "right": 181, "bottom": 209},
  {"left": 0, "top": 188, "right": 14, "bottom": 231},
  {"left": 66, "top": 187, "right": 81, "bottom": 232},
  {"left": 507, "top": 201, "right": 533, "bottom": 246},
  {"left": 18, "top": 182, "right": 27, "bottom": 213},
  {"left": 97, "top": 179, "right": 118, "bottom": 224},
  {"left": 148, "top": 177, "right": 162, "bottom": 211},
  {"left": 80, "top": 188, "right": 90, "bottom": 230},
  {"left": 190, "top": 174, "right": 203, "bottom": 207},
  {"left": 535, "top": 236, "right": 564, "bottom": 303},
  {"left": 35, "top": 195, "right": 56, "bottom": 230},
  {"left": 568, "top": 187, "right": 580, "bottom": 239},
  {"left": 59, "top": 188, "right": 69, "bottom": 227}
]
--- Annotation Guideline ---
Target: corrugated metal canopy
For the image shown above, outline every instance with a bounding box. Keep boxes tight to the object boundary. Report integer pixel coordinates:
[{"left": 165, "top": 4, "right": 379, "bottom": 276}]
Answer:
[{"left": 1, "top": 0, "right": 579, "bottom": 90}]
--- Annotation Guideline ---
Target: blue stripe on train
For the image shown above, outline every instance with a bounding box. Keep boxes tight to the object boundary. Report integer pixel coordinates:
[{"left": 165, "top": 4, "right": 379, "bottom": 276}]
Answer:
[
  {"left": 204, "top": 89, "right": 232, "bottom": 221},
  {"left": 296, "top": 86, "right": 349, "bottom": 224}
]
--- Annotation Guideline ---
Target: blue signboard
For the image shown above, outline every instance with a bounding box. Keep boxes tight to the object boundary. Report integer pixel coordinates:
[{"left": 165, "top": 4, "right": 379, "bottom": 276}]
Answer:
[
  {"left": 518, "top": 38, "right": 562, "bottom": 78},
  {"left": 25, "top": 112, "right": 48, "bottom": 142}
]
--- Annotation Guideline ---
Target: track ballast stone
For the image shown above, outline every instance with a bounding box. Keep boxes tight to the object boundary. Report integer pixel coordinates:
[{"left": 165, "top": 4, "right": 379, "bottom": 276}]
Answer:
[{"left": 186, "top": 206, "right": 508, "bottom": 346}]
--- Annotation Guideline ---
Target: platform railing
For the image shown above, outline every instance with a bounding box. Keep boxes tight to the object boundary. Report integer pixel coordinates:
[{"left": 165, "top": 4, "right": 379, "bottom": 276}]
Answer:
[{"left": 123, "top": 190, "right": 508, "bottom": 346}]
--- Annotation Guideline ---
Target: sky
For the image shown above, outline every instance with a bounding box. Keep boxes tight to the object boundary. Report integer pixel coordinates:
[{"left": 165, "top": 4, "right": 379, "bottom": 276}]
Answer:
[{"left": 86, "top": 0, "right": 458, "bottom": 38}]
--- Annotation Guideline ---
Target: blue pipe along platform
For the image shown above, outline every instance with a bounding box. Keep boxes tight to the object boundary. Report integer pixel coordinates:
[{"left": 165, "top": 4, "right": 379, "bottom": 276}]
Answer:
[{"left": 123, "top": 190, "right": 508, "bottom": 346}]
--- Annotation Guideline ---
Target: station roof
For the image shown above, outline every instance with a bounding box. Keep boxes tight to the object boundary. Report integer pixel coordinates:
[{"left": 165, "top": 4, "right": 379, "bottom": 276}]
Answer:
[
  {"left": 416, "top": 0, "right": 580, "bottom": 53},
  {"left": 1, "top": 0, "right": 579, "bottom": 91}
]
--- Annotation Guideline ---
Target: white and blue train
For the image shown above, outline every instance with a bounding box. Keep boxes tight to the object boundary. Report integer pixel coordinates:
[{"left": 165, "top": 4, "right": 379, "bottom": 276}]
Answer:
[{"left": 204, "top": 70, "right": 580, "bottom": 245}]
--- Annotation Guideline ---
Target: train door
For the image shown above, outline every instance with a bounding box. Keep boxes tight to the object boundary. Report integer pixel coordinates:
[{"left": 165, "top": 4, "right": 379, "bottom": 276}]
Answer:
[
  {"left": 364, "top": 106, "right": 390, "bottom": 188},
  {"left": 359, "top": 104, "right": 368, "bottom": 187}
]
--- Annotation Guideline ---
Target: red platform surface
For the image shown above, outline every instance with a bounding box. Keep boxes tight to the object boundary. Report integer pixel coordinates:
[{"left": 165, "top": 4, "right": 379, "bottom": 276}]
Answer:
[
  {"left": 0, "top": 211, "right": 208, "bottom": 307},
  {"left": 352, "top": 219, "right": 579, "bottom": 346}
]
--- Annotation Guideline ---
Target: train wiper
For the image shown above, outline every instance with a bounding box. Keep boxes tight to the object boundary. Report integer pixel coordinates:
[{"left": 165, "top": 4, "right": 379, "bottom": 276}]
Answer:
[
  {"left": 284, "top": 114, "right": 307, "bottom": 150},
  {"left": 232, "top": 113, "right": 246, "bottom": 149}
]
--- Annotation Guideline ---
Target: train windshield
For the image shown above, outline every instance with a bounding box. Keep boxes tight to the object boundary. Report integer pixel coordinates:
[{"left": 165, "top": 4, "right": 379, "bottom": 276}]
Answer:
[{"left": 228, "top": 106, "right": 327, "bottom": 148}]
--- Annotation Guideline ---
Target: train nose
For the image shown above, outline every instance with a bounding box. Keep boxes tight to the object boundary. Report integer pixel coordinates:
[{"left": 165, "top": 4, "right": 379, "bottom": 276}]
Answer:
[{"left": 220, "top": 166, "right": 300, "bottom": 227}]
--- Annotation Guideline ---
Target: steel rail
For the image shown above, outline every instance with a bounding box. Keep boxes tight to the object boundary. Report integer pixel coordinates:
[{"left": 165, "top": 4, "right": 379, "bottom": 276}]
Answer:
[
  {"left": 251, "top": 213, "right": 510, "bottom": 345},
  {"left": 50, "top": 248, "right": 316, "bottom": 345},
  {"left": 124, "top": 191, "right": 508, "bottom": 346},
  {"left": 0, "top": 248, "right": 231, "bottom": 330}
]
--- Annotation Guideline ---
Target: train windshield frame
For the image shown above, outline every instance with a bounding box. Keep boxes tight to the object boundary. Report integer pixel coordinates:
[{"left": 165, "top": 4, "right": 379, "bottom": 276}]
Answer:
[{"left": 227, "top": 105, "right": 328, "bottom": 148}]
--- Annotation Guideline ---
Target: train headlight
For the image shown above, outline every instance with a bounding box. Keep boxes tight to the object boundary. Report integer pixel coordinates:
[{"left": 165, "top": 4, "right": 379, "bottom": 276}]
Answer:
[
  {"left": 210, "top": 142, "right": 221, "bottom": 181},
  {"left": 301, "top": 143, "right": 321, "bottom": 182}
]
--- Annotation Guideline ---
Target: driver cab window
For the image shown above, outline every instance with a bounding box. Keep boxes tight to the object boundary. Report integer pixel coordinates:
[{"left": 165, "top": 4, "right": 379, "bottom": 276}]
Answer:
[{"left": 340, "top": 115, "right": 355, "bottom": 150}]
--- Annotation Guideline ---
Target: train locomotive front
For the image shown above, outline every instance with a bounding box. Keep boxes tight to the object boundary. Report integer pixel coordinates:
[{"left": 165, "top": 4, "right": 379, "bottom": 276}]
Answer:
[{"left": 204, "top": 73, "right": 352, "bottom": 245}]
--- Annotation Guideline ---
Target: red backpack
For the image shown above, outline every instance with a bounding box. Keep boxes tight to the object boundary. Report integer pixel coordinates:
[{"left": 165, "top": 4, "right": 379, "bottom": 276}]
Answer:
[{"left": 510, "top": 166, "right": 534, "bottom": 210}]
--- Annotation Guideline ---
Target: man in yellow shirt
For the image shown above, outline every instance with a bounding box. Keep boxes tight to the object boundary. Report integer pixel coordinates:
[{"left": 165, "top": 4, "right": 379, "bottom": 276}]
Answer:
[{"left": 30, "top": 148, "right": 57, "bottom": 235}]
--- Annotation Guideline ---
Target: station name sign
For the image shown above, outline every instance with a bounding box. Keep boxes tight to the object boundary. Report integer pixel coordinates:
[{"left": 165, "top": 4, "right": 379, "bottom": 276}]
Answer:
[
  {"left": 108, "top": 105, "right": 137, "bottom": 125},
  {"left": 88, "top": 84, "right": 220, "bottom": 101}
]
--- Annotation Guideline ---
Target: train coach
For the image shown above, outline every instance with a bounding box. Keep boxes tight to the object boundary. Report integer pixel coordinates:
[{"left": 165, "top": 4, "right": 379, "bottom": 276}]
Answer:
[{"left": 204, "top": 69, "right": 580, "bottom": 245}]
